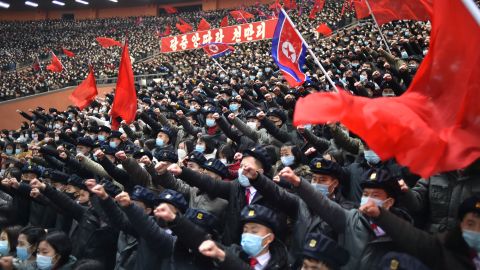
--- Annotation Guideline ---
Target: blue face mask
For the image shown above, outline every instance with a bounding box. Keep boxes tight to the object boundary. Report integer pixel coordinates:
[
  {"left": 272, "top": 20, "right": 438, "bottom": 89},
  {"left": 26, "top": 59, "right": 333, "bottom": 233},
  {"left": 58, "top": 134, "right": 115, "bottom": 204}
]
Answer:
[
  {"left": 0, "top": 240, "right": 9, "bottom": 255},
  {"left": 229, "top": 104, "right": 239, "bottom": 112},
  {"left": 15, "top": 149, "right": 21, "bottom": 154},
  {"left": 5, "top": 149, "right": 13, "bottom": 155},
  {"left": 304, "top": 124, "right": 312, "bottom": 131},
  {"left": 190, "top": 106, "right": 197, "bottom": 112},
  {"left": 241, "top": 233, "right": 270, "bottom": 257},
  {"left": 156, "top": 138, "right": 164, "bottom": 147},
  {"left": 312, "top": 183, "right": 330, "bottom": 197},
  {"left": 281, "top": 155, "right": 295, "bottom": 166},
  {"left": 206, "top": 119, "right": 216, "bottom": 127},
  {"left": 237, "top": 168, "right": 251, "bottom": 187},
  {"left": 109, "top": 141, "right": 118, "bottom": 149},
  {"left": 98, "top": 135, "right": 106, "bottom": 142},
  {"left": 16, "top": 246, "right": 30, "bottom": 261},
  {"left": 463, "top": 230, "right": 480, "bottom": 252},
  {"left": 364, "top": 150, "right": 381, "bottom": 164},
  {"left": 195, "top": 145, "right": 205, "bottom": 153},
  {"left": 360, "top": 196, "right": 384, "bottom": 207},
  {"left": 36, "top": 254, "right": 53, "bottom": 270}
]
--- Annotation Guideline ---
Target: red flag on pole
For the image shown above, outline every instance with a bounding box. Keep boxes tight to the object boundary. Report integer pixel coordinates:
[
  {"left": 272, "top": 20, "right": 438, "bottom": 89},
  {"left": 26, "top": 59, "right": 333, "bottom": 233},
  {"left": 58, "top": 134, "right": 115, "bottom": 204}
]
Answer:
[
  {"left": 202, "top": 43, "right": 235, "bottom": 58},
  {"left": 163, "top": 25, "right": 171, "bottom": 36},
  {"left": 316, "top": 23, "right": 332, "bottom": 36},
  {"left": 197, "top": 18, "right": 211, "bottom": 31},
  {"left": 309, "top": 0, "right": 325, "bottom": 19},
  {"left": 269, "top": 0, "right": 281, "bottom": 10},
  {"left": 164, "top": 6, "right": 177, "bottom": 14},
  {"left": 110, "top": 41, "right": 137, "bottom": 131},
  {"left": 46, "top": 52, "right": 63, "bottom": 73},
  {"left": 230, "top": 10, "right": 255, "bottom": 20},
  {"left": 354, "top": 0, "right": 431, "bottom": 25},
  {"left": 294, "top": 0, "right": 480, "bottom": 178},
  {"left": 96, "top": 37, "right": 122, "bottom": 48},
  {"left": 220, "top": 16, "right": 229, "bottom": 27},
  {"left": 177, "top": 18, "right": 193, "bottom": 33},
  {"left": 62, "top": 48, "right": 75, "bottom": 58},
  {"left": 69, "top": 66, "right": 98, "bottom": 110}
]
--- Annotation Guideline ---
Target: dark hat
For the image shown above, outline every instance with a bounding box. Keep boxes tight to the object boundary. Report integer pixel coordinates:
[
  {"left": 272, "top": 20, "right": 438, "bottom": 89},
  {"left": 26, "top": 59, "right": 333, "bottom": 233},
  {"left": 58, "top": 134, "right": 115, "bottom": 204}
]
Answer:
[
  {"left": 202, "top": 158, "right": 229, "bottom": 178},
  {"left": 133, "top": 148, "right": 153, "bottom": 160},
  {"left": 101, "top": 145, "right": 117, "bottom": 156},
  {"left": 379, "top": 252, "right": 430, "bottom": 270},
  {"left": 302, "top": 233, "right": 349, "bottom": 269},
  {"left": 245, "top": 110, "right": 259, "bottom": 119},
  {"left": 157, "top": 189, "right": 188, "bottom": 212},
  {"left": 309, "top": 158, "right": 343, "bottom": 178},
  {"left": 42, "top": 169, "right": 69, "bottom": 184},
  {"left": 99, "top": 179, "right": 123, "bottom": 197},
  {"left": 360, "top": 169, "right": 401, "bottom": 198},
  {"left": 108, "top": 131, "right": 122, "bottom": 140},
  {"left": 130, "top": 185, "right": 158, "bottom": 208},
  {"left": 154, "top": 150, "right": 178, "bottom": 163},
  {"left": 184, "top": 208, "right": 219, "bottom": 233},
  {"left": 458, "top": 194, "right": 480, "bottom": 220},
  {"left": 158, "top": 127, "right": 174, "bottom": 140},
  {"left": 303, "top": 80, "right": 319, "bottom": 89},
  {"left": 98, "top": 125, "right": 111, "bottom": 133},
  {"left": 77, "top": 137, "right": 94, "bottom": 148},
  {"left": 21, "top": 164, "right": 41, "bottom": 176},
  {"left": 240, "top": 204, "right": 279, "bottom": 234},
  {"left": 67, "top": 174, "right": 86, "bottom": 190},
  {"left": 242, "top": 145, "right": 271, "bottom": 170},
  {"left": 266, "top": 108, "right": 287, "bottom": 123},
  {"left": 187, "top": 151, "right": 207, "bottom": 165}
]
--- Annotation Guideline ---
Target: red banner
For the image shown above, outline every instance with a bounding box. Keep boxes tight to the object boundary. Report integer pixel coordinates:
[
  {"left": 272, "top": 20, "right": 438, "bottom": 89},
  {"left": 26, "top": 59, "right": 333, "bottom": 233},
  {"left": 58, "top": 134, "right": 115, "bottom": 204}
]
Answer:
[{"left": 161, "top": 19, "right": 278, "bottom": 53}]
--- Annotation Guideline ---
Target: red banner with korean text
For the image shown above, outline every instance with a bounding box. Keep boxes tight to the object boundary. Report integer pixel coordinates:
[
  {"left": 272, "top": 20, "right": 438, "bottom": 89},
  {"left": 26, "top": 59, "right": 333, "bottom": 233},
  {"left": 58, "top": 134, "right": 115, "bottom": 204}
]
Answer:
[{"left": 161, "top": 19, "right": 278, "bottom": 53}]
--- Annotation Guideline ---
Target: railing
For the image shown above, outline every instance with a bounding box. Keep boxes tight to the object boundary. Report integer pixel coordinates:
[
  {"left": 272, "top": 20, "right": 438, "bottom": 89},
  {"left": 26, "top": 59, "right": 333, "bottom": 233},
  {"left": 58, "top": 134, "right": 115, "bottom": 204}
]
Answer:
[{"left": 76, "top": 72, "right": 168, "bottom": 86}]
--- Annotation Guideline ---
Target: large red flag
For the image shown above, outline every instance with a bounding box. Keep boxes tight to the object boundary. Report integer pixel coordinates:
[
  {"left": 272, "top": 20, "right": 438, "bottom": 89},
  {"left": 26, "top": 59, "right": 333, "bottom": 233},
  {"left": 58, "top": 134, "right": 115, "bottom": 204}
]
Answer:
[
  {"left": 46, "top": 52, "right": 63, "bottom": 73},
  {"left": 69, "top": 67, "right": 98, "bottom": 110},
  {"left": 220, "top": 16, "right": 229, "bottom": 28},
  {"left": 316, "top": 23, "right": 332, "bottom": 36},
  {"left": 164, "top": 6, "right": 177, "bottom": 14},
  {"left": 176, "top": 23, "right": 191, "bottom": 34},
  {"left": 197, "top": 18, "right": 211, "bottom": 31},
  {"left": 354, "top": 0, "right": 431, "bottom": 25},
  {"left": 96, "top": 37, "right": 122, "bottom": 48},
  {"left": 309, "top": 0, "right": 325, "bottom": 19},
  {"left": 62, "top": 48, "right": 75, "bottom": 58},
  {"left": 110, "top": 41, "right": 137, "bottom": 131},
  {"left": 293, "top": 0, "right": 480, "bottom": 178}
]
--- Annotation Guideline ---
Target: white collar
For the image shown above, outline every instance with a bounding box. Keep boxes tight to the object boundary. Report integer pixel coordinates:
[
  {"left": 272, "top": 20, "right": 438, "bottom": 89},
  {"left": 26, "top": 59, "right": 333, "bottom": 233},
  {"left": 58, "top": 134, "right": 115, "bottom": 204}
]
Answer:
[{"left": 255, "top": 251, "right": 271, "bottom": 268}]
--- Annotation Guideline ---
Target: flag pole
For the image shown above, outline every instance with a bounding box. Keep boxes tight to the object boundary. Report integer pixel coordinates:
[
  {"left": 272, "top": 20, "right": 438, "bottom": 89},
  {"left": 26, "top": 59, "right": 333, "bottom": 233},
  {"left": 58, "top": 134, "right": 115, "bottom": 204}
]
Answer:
[
  {"left": 211, "top": 57, "right": 227, "bottom": 73},
  {"left": 280, "top": 8, "right": 338, "bottom": 92},
  {"left": 364, "top": 0, "right": 392, "bottom": 54}
]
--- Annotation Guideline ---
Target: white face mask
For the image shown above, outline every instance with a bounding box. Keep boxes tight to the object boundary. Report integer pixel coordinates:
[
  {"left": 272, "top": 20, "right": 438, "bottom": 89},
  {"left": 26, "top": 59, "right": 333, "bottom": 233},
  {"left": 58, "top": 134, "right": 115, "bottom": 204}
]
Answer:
[
  {"left": 177, "top": 149, "right": 187, "bottom": 161},
  {"left": 246, "top": 122, "right": 258, "bottom": 130},
  {"left": 360, "top": 196, "right": 385, "bottom": 208}
]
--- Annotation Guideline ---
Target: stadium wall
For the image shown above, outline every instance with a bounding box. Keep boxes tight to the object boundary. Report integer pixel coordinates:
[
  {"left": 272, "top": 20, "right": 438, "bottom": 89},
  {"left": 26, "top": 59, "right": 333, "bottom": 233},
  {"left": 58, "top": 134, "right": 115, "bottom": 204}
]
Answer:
[{"left": 0, "top": 85, "right": 114, "bottom": 130}]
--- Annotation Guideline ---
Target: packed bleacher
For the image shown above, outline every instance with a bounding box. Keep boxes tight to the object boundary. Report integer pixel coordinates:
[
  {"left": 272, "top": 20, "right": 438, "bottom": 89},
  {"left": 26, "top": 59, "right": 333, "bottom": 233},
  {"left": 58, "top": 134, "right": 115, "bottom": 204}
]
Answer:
[{"left": 0, "top": 0, "right": 480, "bottom": 270}]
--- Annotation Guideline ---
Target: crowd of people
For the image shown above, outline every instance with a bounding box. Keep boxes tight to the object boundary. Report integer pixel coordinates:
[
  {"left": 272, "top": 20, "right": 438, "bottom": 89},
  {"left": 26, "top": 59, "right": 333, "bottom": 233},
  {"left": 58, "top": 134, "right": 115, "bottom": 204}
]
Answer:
[{"left": 1, "top": 0, "right": 480, "bottom": 270}]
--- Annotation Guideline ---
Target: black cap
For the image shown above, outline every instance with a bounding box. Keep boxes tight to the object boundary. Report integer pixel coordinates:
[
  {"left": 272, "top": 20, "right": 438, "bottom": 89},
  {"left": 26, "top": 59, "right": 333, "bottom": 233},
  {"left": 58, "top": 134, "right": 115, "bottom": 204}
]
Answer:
[
  {"left": 302, "top": 232, "right": 349, "bottom": 269},
  {"left": 379, "top": 252, "right": 430, "bottom": 270},
  {"left": 108, "top": 131, "right": 122, "bottom": 140},
  {"left": 101, "top": 145, "right": 117, "bottom": 156},
  {"left": 99, "top": 179, "right": 123, "bottom": 197},
  {"left": 458, "top": 194, "right": 480, "bottom": 220},
  {"left": 242, "top": 146, "right": 271, "bottom": 170},
  {"left": 202, "top": 158, "right": 228, "bottom": 178},
  {"left": 130, "top": 185, "right": 158, "bottom": 208},
  {"left": 184, "top": 208, "right": 219, "bottom": 233},
  {"left": 21, "top": 164, "right": 41, "bottom": 176},
  {"left": 133, "top": 148, "right": 153, "bottom": 160},
  {"left": 245, "top": 110, "right": 259, "bottom": 119},
  {"left": 67, "top": 174, "right": 86, "bottom": 190},
  {"left": 154, "top": 150, "right": 178, "bottom": 163},
  {"left": 309, "top": 158, "right": 342, "bottom": 178},
  {"left": 77, "top": 137, "right": 94, "bottom": 148},
  {"left": 157, "top": 189, "right": 188, "bottom": 212},
  {"left": 42, "top": 169, "right": 69, "bottom": 184},
  {"left": 187, "top": 151, "right": 207, "bottom": 165},
  {"left": 360, "top": 169, "right": 401, "bottom": 198},
  {"left": 240, "top": 204, "right": 279, "bottom": 234},
  {"left": 98, "top": 125, "right": 111, "bottom": 133},
  {"left": 158, "top": 127, "right": 174, "bottom": 140},
  {"left": 266, "top": 108, "right": 286, "bottom": 123}
]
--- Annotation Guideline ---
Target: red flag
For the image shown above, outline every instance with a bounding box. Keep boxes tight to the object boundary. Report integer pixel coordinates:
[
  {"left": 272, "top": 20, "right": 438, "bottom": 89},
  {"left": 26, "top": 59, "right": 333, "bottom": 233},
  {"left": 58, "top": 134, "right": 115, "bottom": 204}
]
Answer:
[
  {"left": 316, "top": 23, "right": 332, "bottom": 36},
  {"left": 176, "top": 23, "right": 192, "bottom": 34},
  {"left": 293, "top": 0, "right": 480, "bottom": 178},
  {"left": 202, "top": 43, "right": 235, "bottom": 58},
  {"left": 257, "top": 8, "right": 267, "bottom": 18},
  {"left": 69, "top": 67, "right": 98, "bottom": 110},
  {"left": 179, "top": 18, "right": 190, "bottom": 25},
  {"left": 220, "top": 16, "right": 229, "bottom": 28},
  {"left": 354, "top": 0, "right": 431, "bottom": 25},
  {"left": 309, "top": 0, "right": 325, "bottom": 19},
  {"left": 230, "top": 10, "right": 254, "bottom": 21},
  {"left": 62, "top": 48, "right": 75, "bottom": 58},
  {"left": 269, "top": 0, "right": 281, "bottom": 10},
  {"left": 110, "top": 41, "right": 137, "bottom": 131},
  {"left": 283, "top": 0, "right": 297, "bottom": 10},
  {"left": 163, "top": 25, "right": 171, "bottom": 36},
  {"left": 197, "top": 18, "right": 211, "bottom": 31},
  {"left": 96, "top": 37, "right": 122, "bottom": 48},
  {"left": 164, "top": 6, "right": 177, "bottom": 14},
  {"left": 46, "top": 52, "right": 63, "bottom": 73}
]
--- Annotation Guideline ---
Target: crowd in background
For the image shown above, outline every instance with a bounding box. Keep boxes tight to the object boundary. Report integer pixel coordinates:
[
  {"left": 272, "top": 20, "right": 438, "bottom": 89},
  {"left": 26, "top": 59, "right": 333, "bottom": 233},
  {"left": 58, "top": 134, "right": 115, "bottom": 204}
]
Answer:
[{"left": 1, "top": 0, "right": 480, "bottom": 270}]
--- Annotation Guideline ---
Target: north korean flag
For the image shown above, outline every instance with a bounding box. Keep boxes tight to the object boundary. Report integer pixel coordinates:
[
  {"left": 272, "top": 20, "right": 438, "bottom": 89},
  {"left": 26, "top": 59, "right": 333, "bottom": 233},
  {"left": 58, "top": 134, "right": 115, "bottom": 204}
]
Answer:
[
  {"left": 201, "top": 43, "right": 235, "bottom": 58},
  {"left": 272, "top": 9, "right": 308, "bottom": 87}
]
